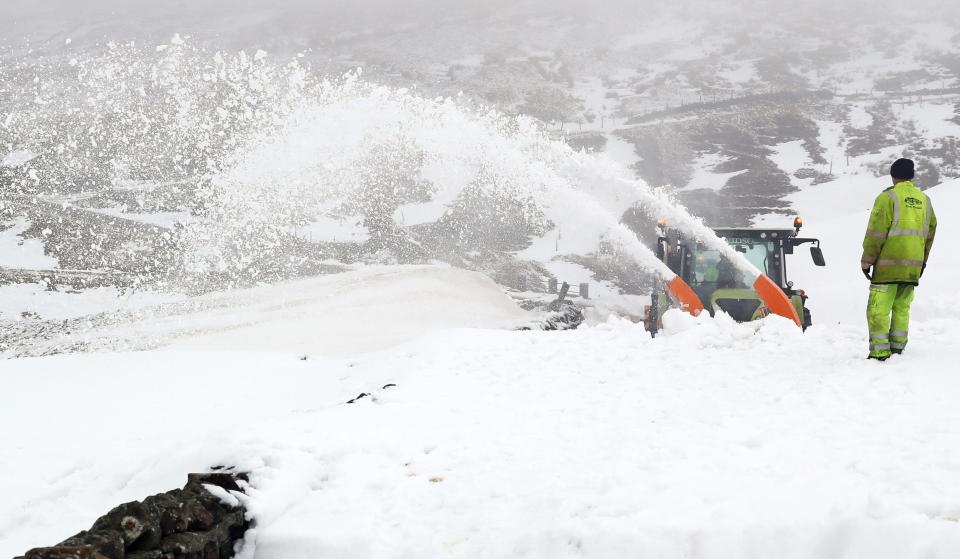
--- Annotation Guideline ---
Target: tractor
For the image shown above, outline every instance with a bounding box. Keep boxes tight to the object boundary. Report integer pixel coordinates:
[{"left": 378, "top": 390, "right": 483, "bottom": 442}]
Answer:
[{"left": 644, "top": 217, "right": 826, "bottom": 336}]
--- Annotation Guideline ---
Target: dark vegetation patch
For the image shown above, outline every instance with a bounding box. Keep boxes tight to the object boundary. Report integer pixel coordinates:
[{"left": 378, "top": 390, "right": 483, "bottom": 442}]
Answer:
[
  {"left": 874, "top": 69, "right": 939, "bottom": 92},
  {"left": 565, "top": 132, "right": 607, "bottom": 152},
  {"left": 754, "top": 54, "right": 810, "bottom": 91},
  {"left": 844, "top": 101, "right": 901, "bottom": 157},
  {"left": 620, "top": 104, "right": 826, "bottom": 225}
]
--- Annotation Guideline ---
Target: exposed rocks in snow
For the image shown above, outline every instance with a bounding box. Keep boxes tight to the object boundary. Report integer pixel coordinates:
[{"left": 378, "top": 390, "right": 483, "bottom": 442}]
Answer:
[
  {"left": 539, "top": 303, "right": 585, "bottom": 331},
  {"left": 16, "top": 473, "right": 250, "bottom": 559},
  {"left": 518, "top": 301, "right": 585, "bottom": 331}
]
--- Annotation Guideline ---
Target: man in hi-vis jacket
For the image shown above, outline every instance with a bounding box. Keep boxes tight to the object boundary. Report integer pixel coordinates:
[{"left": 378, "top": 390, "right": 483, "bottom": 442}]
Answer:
[{"left": 861, "top": 158, "right": 937, "bottom": 361}]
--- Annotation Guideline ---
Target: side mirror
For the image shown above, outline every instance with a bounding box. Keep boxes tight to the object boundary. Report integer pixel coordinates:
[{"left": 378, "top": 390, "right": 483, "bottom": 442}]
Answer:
[{"left": 810, "top": 246, "right": 826, "bottom": 267}]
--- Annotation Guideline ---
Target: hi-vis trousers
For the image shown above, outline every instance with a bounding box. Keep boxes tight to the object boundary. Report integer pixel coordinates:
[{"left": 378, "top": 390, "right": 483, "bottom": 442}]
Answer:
[{"left": 867, "top": 283, "right": 915, "bottom": 359}]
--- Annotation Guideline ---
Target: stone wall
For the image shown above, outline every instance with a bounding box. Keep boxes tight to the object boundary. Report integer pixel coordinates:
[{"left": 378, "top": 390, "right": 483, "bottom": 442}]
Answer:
[{"left": 16, "top": 472, "right": 250, "bottom": 559}]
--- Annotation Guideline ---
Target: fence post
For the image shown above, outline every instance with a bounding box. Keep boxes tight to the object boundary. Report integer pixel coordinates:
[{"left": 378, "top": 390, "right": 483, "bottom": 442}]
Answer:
[{"left": 579, "top": 283, "right": 590, "bottom": 299}]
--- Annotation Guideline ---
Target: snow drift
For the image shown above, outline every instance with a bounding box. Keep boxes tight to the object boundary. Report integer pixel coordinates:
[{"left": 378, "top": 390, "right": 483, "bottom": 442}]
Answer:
[
  {"left": 1, "top": 266, "right": 536, "bottom": 358},
  {"left": 169, "top": 265, "right": 535, "bottom": 357},
  {"left": 3, "top": 175, "right": 960, "bottom": 558},
  {"left": 5, "top": 312, "right": 960, "bottom": 558}
]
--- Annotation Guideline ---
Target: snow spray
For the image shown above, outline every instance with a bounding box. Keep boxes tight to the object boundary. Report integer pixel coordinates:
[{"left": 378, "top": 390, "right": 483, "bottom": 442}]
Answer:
[{"left": 2, "top": 39, "right": 763, "bottom": 294}]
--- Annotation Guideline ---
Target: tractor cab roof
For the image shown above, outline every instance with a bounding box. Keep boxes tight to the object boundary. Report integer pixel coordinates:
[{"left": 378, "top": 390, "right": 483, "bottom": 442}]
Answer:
[{"left": 711, "top": 228, "right": 796, "bottom": 239}]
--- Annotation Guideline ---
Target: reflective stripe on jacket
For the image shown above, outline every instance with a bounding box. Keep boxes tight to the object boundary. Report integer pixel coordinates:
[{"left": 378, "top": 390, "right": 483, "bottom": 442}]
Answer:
[{"left": 861, "top": 181, "right": 937, "bottom": 285}]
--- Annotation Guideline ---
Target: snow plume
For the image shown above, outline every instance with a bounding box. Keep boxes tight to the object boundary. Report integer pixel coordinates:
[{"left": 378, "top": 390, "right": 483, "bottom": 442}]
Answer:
[
  {"left": 186, "top": 75, "right": 760, "bottom": 283},
  {"left": 175, "top": 71, "right": 696, "bottom": 287},
  {"left": 2, "top": 38, "right": 760, "bottom": 290},
  {"left": 2, "top": 40, "right": 306, "bottom": 193}
]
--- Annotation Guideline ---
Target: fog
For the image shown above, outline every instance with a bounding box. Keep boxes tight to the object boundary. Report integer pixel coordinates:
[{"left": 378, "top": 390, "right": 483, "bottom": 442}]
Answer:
[{"left": 4, "top": 0, "right": 955, "bottom": 47}]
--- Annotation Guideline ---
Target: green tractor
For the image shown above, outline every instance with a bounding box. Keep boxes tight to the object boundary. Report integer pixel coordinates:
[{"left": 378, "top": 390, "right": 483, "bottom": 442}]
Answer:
[{"left": 644, "top": 217, "right": 826, "bottom": 336}]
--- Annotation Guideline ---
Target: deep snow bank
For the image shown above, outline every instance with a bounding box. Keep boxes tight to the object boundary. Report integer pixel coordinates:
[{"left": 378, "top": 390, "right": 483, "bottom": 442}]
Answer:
[
  {"left": 2, "top": 265, "right": 535, "bottom": 358},
  {"left": 5, "top": 314, "right": 960, "bottom": 559},
  {"left": 785, "top": 177, "right": 957, "bottom": 325},
  {"left": 169, "top": 265, "right": 535, "bottom": 356}
]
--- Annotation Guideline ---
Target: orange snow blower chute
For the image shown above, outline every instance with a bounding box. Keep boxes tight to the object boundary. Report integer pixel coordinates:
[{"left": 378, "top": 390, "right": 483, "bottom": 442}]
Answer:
[
  {"left": 666, "top": 276, "right": 705, "bottom": 316},
  {"left": 753, "top": 273, "right": 802, "bottom": 327},
  {"left": 647, "top": 217, "right": 821, "bottom": 336}
]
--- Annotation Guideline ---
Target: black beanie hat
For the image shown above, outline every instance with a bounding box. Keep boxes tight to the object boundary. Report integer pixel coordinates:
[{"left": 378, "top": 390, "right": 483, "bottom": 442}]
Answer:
[{"left": 891, "top": 158, "right": 915, "bottom": 180}]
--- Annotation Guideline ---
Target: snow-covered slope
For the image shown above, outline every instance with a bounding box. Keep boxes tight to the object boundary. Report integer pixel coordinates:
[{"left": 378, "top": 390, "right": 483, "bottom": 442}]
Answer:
[
  {"left": 169, "top": 265, "right": 535, "bottom": 357},
  {"left": 2, "top": 266, "right": 537, "bottom": 358},
  {"left": 5, "top": 313, "right": 960, "bottom": 558},
  {"left": 2, "top": 182, "right": 958, "bottom": 558}
]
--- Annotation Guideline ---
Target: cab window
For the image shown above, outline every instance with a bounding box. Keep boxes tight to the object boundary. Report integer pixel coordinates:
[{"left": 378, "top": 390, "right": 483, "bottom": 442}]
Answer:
[
  {"left": 692, "top": 251, "right": 722, "bottom": 284},
  {"left": 726, "top": 239, "right": 779, "bottom": 283},
  {"left": 690, "top": 249, "right": 742, "bottom": 287}
]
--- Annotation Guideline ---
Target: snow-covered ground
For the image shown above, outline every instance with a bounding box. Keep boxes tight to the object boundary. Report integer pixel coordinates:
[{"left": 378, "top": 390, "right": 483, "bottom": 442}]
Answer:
[
  {"left": 3, "top": 181, "right": 959, "bottom": 556},
  {"left": 1, "top": 266, "right": 538, "bottom": 358},
  {"left": 0, "top": 218, "right": 58, "bottom": 270},
  {"left": 769, "top": 140, "right": 811, "bottom": 179},
  {"left": 4, "top": 5, "right": 960, "bottom": 555},
  {"left": 169, "top": 266, "right": 535, "bottom": 357},
  {"left": 682, "top": 152, "right": 749, "bottom": 191},
  {"left": 895, "top": 102, "right": 960, "bottom": 139},
  {"left": 0, "top": 283, "right": 180, "bottom": 321},
  {"left": 6, "top": 310, "right": 960, "bottom": 558}
]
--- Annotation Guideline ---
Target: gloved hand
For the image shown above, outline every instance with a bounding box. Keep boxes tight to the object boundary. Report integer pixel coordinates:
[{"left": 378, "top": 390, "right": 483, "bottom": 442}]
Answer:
[{"left": 862, "top": 267, "right": 872, "bottom": 281}]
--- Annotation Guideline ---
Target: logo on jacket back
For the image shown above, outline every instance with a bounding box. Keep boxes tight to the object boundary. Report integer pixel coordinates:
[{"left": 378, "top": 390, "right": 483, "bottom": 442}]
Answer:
[{"left": 905, "top": 197, "right": 924, "bottom": 209}]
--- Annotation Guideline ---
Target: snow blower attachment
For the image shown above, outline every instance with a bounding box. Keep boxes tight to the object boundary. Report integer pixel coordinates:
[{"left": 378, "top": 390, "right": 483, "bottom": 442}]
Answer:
[
  {"left": 665, "top": 276, "right": 705, "bottom": 316},
  {"left": 644, "top": 218, "right": 825, "bottom": 336},
  {"left": 752, "top": 273, "right": 802, "bottom": 326}
]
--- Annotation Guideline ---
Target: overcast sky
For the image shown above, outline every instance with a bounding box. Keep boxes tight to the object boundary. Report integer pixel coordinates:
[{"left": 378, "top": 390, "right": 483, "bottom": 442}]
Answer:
[{"left": 1, "top": 0, "right": 955, "bottom": 48}]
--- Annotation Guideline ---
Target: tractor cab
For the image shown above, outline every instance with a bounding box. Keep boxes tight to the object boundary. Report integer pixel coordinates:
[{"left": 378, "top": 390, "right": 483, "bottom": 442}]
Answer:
[{"left": 646, "top": 218, "right": 825, "bottom": 334}]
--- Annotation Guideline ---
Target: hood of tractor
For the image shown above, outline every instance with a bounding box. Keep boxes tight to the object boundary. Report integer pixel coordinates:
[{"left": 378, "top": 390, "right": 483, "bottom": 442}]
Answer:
[{"left": 709, "top": 288, "right": 765, "bottom": 322}]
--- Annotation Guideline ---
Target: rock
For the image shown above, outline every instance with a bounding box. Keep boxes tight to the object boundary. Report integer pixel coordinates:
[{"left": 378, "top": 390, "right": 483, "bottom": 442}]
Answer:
[
  {"left": 81, "top": 532, "right": 124, "bottom": 559},
  {"left": 125, "top": 552, "right": 169, "bottom": 559},
  {"left": 159, "top": 532, "right": 213, "bottom": 557},
  {"left": 91, "top": 502, "right": 161, "bottom": 550},
  {"left": 16, "top": 473, "right": 250, "bottom": 559},
  {"left": 24, "top": 546, "right": 109, "bottom": 559},
  {"left": 56, "top": 530, "right": 124, "bottom": 559},
  {"left": 186, "top": 473, "right": 245, "bottom": 493},
  {"left": 142, "top": 491, "right": 187, "bottom": 536},
  {"left": 182, "top": 498, "right": 217, "bottom": 532}
]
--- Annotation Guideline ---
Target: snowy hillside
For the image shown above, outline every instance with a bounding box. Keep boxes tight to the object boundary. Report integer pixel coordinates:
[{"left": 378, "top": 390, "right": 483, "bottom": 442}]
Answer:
[
  {"left": 3, "top": 176, "right": 960, "bottom": 558},
  {"left": 3, "top": 1, "right": 959, "bottom": 292},
  {"left": 3, "top": 2, "right": 960, "bottom": 557}
]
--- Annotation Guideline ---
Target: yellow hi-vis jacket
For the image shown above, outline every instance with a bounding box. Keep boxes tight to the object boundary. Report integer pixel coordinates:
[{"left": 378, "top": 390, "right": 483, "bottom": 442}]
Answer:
[{"left": 861, "top": 181, "right": 937, "bottom": 285}]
